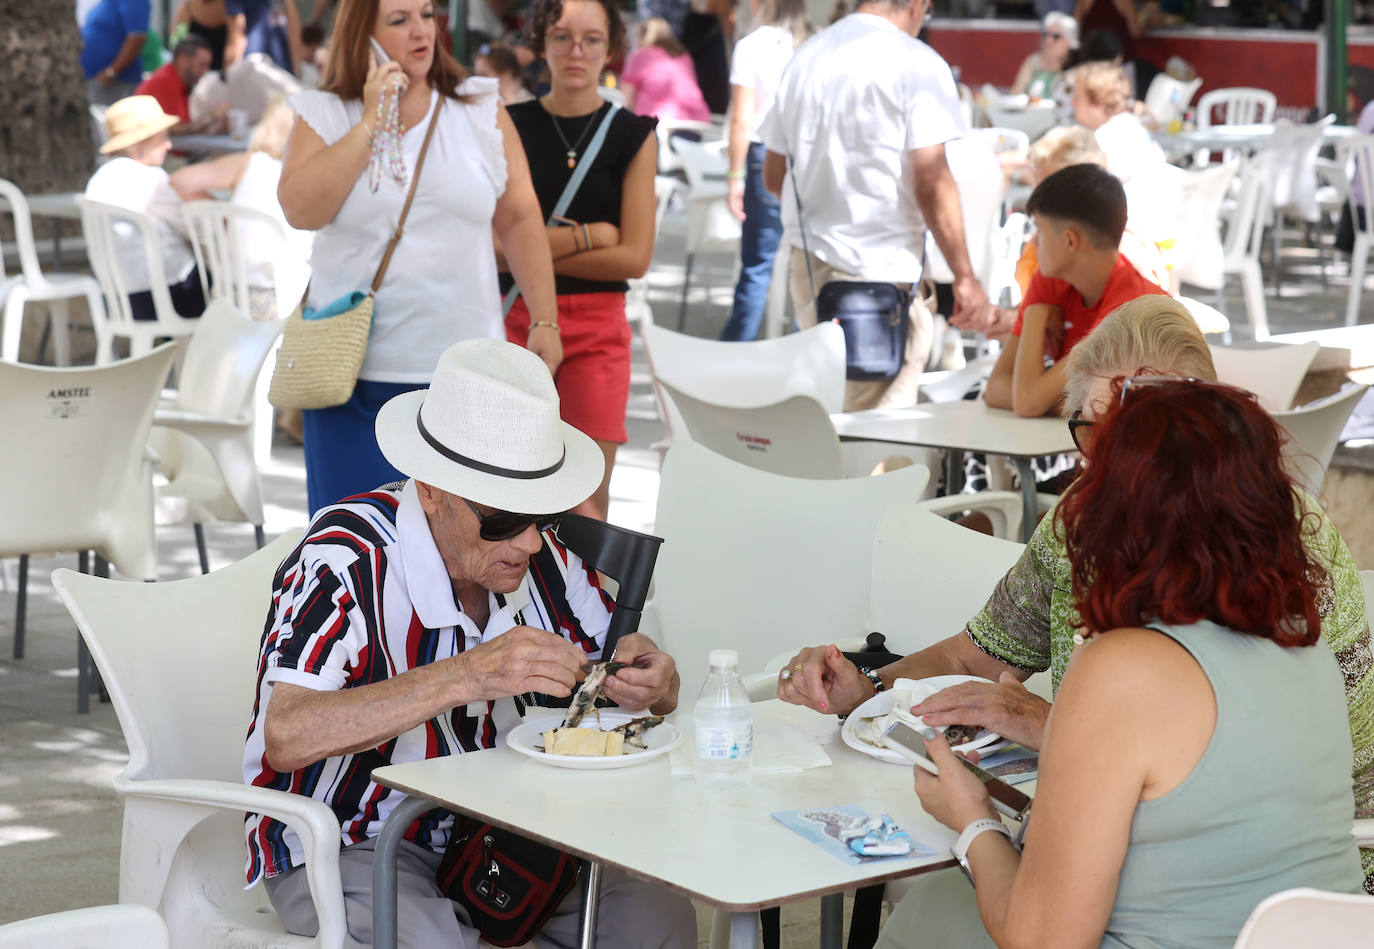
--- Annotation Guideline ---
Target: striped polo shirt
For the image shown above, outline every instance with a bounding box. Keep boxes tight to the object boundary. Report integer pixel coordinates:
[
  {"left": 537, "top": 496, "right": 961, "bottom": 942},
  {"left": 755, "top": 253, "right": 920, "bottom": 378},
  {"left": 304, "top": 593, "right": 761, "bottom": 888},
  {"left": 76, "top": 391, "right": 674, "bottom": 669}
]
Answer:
[{"left": 242, "top": 480, "right": 614, "bottom": 885}]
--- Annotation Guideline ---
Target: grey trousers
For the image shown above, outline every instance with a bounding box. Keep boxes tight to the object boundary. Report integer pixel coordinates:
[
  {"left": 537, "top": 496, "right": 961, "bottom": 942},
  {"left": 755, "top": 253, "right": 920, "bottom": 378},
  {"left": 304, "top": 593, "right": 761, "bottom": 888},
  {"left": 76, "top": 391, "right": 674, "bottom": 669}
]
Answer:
[
  {"left": 264, "top": 835, "right": 698, "bottom": 949},
  {"left": 788, "top": 246, "right": 935, "bottom": 413},
  {"left": 875, "top": 866, "right": 997, "bottom": 949}
]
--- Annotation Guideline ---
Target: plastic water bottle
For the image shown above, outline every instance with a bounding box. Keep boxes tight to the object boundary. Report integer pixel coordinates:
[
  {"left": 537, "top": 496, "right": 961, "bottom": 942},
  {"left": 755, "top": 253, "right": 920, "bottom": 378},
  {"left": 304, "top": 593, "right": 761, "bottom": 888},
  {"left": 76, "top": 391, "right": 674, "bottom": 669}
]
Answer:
[{"left": 694, "top": 649, "right": 753, "bottom": 789}]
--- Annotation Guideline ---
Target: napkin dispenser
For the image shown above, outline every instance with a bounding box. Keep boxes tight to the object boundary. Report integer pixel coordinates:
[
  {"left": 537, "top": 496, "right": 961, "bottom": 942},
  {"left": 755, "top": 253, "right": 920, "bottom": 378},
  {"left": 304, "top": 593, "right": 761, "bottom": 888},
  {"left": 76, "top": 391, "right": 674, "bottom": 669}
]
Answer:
[{"left": 550, "top": 514, "right": 664, "bottom": 661}]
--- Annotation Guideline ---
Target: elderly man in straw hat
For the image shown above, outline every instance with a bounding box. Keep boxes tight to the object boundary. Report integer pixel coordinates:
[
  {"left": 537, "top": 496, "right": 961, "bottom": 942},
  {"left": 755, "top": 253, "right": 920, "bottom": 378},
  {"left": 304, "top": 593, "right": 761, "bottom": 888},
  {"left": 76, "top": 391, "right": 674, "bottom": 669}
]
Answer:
[
  {"left": 242, "top": 339, "right": 696, "bottom": 948},
  {"left": 85, "top": 95, "right": 206, "bottom": 321}
]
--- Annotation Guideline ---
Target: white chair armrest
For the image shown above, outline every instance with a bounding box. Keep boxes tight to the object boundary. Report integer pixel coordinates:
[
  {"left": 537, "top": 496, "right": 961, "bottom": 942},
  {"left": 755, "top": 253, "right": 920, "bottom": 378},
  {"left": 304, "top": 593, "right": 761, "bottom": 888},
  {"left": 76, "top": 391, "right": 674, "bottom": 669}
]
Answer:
[
  {"left": 1354, "top": 818, "right": 1374, "bottom": 848},
  {"left": 153, "top": 408, "right": 254, "bottom": 433},
  {"left": 760, "top": 637, "right": 869, "bottom": 677},
  {"left": 743, "top": 672, "right": 781, "bottom": 703},
  {"left": 116, "top": 776, "right": 347, "bottom": 949}
]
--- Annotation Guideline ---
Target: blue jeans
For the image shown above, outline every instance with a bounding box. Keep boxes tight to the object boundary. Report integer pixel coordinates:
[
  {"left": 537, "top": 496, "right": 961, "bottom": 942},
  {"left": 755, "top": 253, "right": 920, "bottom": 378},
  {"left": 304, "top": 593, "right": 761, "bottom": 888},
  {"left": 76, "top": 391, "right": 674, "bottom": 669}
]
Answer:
[{"left": 720, "top": 142, "right": 784, "bottom": 342}]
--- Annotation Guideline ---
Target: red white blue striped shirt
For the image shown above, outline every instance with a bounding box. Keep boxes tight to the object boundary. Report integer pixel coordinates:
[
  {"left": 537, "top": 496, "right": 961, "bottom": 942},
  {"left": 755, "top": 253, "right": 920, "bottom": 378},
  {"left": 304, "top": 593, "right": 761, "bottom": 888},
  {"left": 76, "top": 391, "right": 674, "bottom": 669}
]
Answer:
[{"left": 242, "top": 480, "right": 614, "bottom": 884}]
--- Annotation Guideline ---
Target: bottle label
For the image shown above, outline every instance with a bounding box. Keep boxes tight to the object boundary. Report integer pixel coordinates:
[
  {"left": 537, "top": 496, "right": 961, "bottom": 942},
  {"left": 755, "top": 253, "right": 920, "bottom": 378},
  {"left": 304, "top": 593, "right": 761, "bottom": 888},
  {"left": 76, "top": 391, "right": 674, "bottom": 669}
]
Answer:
[{"left": 695, "top": 723, "right": 753, "bottom": 761}]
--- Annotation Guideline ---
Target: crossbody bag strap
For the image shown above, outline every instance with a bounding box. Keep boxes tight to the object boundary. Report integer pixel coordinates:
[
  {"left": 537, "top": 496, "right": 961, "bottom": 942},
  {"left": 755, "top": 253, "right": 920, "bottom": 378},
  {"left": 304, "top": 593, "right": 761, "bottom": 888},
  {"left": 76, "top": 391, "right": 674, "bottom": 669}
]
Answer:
[
  {"left": 789, "top": 152, "right": 924, "bottom": 310},
  {"left": 371, "top": 97, "right": 444, "bottom": 293},
  {"left": 787, "top": 153, "right": 819, "bottom": 307},
  {"left": 503, "top": 102, "right": 622, "bottom": 315}
]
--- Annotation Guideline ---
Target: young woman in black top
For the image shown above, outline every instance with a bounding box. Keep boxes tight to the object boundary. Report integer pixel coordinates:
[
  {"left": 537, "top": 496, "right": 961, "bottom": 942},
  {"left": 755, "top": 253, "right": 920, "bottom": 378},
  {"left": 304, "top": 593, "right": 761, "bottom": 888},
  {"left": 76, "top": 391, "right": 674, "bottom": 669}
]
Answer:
[{"left": 498, "top": 0, "right": 658, "bottom": 520}]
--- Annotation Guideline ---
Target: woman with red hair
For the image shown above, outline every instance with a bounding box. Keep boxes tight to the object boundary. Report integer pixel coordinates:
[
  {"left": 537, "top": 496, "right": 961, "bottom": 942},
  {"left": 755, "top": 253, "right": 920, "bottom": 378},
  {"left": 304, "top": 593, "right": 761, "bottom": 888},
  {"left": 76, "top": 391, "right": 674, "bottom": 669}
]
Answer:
[{"left": 880, "top": 377, "right": 1364, "bottom": 949}]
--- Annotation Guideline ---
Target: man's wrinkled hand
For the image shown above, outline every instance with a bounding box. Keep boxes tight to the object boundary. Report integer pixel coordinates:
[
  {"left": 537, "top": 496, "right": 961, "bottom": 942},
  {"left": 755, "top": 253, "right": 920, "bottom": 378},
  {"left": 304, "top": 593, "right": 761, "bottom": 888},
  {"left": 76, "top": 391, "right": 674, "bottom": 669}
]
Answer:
[
  {"left": 776, "top": 644, "right": 871, "bottom": 716},
  {"left": 601, "top": 633, "right": 678, "bottom": 712},
  {"left": 911, "top": 672, "right": 1050, "bottom": 750},
  {"left": 459, "top": 626, "right": 586, "bottom": 701}
]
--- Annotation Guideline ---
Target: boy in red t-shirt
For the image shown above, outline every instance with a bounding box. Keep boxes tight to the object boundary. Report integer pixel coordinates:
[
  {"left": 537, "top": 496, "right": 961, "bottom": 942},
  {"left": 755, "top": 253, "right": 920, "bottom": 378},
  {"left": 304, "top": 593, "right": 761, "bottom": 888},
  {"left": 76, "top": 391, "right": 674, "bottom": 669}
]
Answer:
[{"left": 985, "top": 163, "right": 1168, "bottom": 417}]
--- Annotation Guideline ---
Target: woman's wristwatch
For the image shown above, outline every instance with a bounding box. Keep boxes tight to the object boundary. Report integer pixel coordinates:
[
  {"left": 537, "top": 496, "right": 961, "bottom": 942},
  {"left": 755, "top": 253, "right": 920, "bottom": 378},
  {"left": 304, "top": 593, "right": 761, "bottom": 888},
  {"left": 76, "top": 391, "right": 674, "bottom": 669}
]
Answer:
[{"left": 951, "top": 817, "right": 1013, "bottom": 884}]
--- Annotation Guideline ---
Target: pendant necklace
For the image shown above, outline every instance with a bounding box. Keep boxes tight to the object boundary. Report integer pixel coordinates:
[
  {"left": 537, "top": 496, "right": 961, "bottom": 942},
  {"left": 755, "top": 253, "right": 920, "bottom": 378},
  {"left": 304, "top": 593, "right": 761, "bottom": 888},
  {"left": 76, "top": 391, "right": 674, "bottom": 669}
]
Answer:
[{"left": 547, "top": 103, "right": 602, "bottom": 170}]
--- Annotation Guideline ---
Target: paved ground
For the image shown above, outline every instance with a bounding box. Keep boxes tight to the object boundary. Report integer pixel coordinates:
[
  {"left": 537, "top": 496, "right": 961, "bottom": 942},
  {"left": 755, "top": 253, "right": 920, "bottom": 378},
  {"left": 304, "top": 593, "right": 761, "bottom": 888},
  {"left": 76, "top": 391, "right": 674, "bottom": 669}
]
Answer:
[{"left": 1, "top": 203, "right": 1370, "bottom": 943}]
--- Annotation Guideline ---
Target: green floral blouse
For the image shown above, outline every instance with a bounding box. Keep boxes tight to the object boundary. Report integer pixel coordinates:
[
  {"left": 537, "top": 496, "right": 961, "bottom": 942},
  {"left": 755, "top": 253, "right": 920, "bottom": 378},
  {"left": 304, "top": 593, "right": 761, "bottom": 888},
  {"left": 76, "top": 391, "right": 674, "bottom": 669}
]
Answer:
[{"left": 965, "top": 491, "right": 1374, "bottom": 892}]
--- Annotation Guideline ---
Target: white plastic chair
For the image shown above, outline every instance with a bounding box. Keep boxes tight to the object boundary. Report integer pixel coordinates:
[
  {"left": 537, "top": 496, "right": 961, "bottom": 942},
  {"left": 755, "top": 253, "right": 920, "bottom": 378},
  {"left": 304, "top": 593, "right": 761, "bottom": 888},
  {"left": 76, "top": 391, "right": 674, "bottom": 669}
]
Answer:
[
  {"left": 182, "top": 199, "right": 310, "bottom": 321},
  {"left": 1209, "top": 341, "right": 1320, "bottom": 413},
  {"left": 1166, "top": 162, "right": 1241, "bottom": 299},
  {"left": 658, "top": 385, "right": 845, "bottom": 479},
  {"left": 1197, "top": 87, "right": 1278, "bottom": 128},
  {"left": 0, "top": 342, "right": 178, "bottom": 710},
  {"left": 1218, "top": 150, "right": 1277, "bottom": 340},
  {"left": 1143, "top": 74, "right": 1202, "bottom": 127},
  {"left": 669, "top": 137, "right": 741, "bottom": 329},
  {"left": 51, "top": 532, "right": 349, "bottom": 949},
  {"left": 624, "top": 176, "right": 679, "bottom": 327},
  {"left": 77, "top": 196, "right": 202, "bottom": 358},
  {"left": 1341, "top": 135, "right": 1374, "bottom": 327},
  {"left": 1232, "top": 887, "right": 1374, "bottom": 949},
  {"left": 150, "top": 298, "right": 284, "bottom": 570},
  {"left": 642, "top": 442, "right": 930, "bottom": 704},
  {"left": 655, "top": 117, "right": 724, "bottom": 177},
  {"left": 643, "top": 320, "right": 845, "bottom": 436},
  {"left": 1195, "top": 87, "right": 1277, "bottom": 167},
  {"left": 0, "top": 179, "right": 109, "bottom": 365},
  {"left": 1274, "top": 383, "right": 1370, "bottom": 497},
  {"left": 0, "top": 904, "right": 169, "bottom": 949},
  {"left": 181, "top": 200, "right": 309, "bottom": 466},
  {"left": 1267, "top": 117, "right": 1336, "bottom": 291}
]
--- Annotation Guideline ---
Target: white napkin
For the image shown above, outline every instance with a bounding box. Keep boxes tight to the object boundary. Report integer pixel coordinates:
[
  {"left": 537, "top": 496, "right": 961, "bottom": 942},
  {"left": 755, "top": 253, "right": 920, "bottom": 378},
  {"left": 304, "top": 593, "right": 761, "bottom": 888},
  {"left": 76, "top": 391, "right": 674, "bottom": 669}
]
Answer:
[{"left": 669, "top": 702, "right": 833, "bottom": 777}]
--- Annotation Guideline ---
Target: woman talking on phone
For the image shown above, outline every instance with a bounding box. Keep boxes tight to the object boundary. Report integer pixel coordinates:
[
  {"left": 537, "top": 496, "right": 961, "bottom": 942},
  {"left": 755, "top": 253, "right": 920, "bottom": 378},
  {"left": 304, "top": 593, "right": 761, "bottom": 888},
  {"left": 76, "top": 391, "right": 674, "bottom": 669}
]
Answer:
[
  {"left": 498, "top": 0, "right": 657, "bottom": 520},
  {"left": 278, "top": 0, "right": 558, "bottom": 513},
  {"left": 878, "top": 370, "right": 1364, "bottom": 948}
]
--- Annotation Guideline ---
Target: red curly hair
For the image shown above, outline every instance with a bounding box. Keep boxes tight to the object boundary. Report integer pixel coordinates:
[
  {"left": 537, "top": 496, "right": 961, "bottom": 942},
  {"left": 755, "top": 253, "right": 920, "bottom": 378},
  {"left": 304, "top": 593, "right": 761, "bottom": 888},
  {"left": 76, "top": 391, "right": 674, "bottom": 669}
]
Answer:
[{"left": 1055, "top": 379, "right": 1327, "bottom": 647}]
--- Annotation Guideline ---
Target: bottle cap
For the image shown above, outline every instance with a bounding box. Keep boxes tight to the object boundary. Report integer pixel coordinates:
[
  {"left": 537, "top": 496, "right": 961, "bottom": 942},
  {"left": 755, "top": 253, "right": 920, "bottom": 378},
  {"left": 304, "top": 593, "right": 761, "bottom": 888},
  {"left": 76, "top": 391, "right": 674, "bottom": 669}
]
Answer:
[{"left": 708, "top": 649, "right": 739, "bottom": 669}]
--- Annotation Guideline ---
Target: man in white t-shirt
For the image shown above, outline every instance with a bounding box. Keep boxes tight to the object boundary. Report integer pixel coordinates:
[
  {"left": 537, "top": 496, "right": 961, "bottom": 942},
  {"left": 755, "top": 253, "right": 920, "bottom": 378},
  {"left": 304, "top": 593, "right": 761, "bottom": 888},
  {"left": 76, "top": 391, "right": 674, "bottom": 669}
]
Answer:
[{"left": 761, "top": 0, "right": 989, "bottom": 410}]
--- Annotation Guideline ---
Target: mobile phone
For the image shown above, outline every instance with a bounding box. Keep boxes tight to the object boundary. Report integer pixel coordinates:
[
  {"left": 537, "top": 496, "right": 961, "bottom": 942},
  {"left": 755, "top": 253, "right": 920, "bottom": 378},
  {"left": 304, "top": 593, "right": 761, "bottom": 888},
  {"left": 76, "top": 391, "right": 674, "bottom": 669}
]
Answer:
[
  {"left": 369, "top": 37, "right": 391, "bottom": 64},
  {"left": 881, "top": 720, "right": 1033, "bottom": 823}
]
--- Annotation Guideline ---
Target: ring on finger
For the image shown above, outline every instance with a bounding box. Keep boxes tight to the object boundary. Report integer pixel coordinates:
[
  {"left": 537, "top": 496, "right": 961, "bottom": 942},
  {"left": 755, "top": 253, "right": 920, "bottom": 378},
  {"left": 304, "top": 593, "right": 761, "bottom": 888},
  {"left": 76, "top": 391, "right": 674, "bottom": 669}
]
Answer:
[{"left": 780, "top": 668, "right": 793, "bottom": 682}]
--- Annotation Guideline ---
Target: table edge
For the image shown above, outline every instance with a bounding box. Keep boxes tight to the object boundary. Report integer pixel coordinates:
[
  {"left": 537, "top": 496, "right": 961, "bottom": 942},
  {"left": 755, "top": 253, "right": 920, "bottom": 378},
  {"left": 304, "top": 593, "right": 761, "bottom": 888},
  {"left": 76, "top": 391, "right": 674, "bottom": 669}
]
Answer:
[{"left": 373, "top": 771, "right": 956, "bottom": 912}]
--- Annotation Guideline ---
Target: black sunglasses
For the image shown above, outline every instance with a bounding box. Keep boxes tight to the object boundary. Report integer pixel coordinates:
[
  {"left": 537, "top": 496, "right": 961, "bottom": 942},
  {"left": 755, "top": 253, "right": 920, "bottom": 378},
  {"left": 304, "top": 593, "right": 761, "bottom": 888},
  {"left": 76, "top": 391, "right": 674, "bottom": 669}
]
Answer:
[
  {"left": 1067, "top": 409, "right": 1094, "bottom": 453},
  {"left": 462, "top": 497, "right": 562, "bottom": 542}
]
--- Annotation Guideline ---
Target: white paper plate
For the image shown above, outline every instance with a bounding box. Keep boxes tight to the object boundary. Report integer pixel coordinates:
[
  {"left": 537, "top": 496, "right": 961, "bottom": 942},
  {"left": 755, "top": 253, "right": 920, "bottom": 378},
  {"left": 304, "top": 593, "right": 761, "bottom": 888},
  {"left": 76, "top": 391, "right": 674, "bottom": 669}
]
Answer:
[
  {"left": 841, "top": 675, "right": 1003, "bottom": 765},
  {"left": 506, "top": 711, "right": 683, "bottom": 770}
]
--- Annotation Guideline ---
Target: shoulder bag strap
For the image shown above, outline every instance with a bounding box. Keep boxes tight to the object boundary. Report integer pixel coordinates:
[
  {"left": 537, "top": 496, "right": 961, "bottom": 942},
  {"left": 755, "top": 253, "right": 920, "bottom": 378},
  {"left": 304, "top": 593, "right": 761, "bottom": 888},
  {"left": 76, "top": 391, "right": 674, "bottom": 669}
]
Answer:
[
  {"left": 787, "top": 153, "right": 819, "bottom": 307},
  {"left": 503, "top": 102, "right": 623, "bottom": 315},
  {"left": 371, "top": 97, "right": 444, "bottom": 293}
]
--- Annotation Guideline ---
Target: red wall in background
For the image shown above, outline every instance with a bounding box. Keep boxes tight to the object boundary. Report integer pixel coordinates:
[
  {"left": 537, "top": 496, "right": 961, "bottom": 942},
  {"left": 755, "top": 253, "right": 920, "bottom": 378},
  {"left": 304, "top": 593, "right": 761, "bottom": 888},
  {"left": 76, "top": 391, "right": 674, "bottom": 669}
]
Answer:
[{"left": 926, "top": 24, "right": 1324, "bottom": 110}]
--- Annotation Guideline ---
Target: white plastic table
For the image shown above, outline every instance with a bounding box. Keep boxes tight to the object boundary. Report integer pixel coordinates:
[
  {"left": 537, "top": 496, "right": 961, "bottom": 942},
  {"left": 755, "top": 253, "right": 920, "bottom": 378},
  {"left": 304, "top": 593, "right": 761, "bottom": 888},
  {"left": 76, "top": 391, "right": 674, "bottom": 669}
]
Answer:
[
  {"left": 170, "top": 132, "right": 249, "bottom": 154},
  {"left": 370, "top": 701, "right": 959, "bottom": 949},
  {"left": 831, "top": 401, "right": 1076, "bottom": 542},
  {"left": 1153, "top": 122, "right": 1357, "bottom": 161}
]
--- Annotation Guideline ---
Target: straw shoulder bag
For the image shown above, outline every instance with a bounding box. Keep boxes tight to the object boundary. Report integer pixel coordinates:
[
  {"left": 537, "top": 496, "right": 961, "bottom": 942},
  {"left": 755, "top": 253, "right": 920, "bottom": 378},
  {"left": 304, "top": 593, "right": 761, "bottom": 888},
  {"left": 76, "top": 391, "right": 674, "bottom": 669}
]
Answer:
[{"left": 268, "top": 101, "right": 442, "bottom": 411}]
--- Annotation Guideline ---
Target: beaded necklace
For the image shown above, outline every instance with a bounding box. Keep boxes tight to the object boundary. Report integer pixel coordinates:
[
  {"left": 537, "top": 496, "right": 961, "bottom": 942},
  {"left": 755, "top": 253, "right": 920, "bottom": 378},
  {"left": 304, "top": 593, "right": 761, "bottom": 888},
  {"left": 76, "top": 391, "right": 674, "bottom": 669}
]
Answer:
[
  {"left": 368, "top": 79, "right": 409, "bottom": 192},
  {"left": 547, "top": 103, "right": 604, "bottom": 170}
]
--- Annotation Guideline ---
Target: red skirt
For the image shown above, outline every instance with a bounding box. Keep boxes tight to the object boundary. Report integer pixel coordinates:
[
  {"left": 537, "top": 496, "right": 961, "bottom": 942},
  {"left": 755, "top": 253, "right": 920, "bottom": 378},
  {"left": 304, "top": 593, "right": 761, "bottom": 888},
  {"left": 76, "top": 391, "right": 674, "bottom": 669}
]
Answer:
[{"left": 505, "top": 292, "right": 631, "bottom": 444}]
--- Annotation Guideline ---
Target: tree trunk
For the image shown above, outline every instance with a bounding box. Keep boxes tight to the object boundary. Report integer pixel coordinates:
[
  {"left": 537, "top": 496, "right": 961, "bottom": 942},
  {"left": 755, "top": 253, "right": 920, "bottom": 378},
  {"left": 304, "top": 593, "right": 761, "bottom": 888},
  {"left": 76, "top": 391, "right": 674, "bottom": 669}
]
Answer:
[{"left": 0, "top": 1, "right": 93, "bottom": 194}]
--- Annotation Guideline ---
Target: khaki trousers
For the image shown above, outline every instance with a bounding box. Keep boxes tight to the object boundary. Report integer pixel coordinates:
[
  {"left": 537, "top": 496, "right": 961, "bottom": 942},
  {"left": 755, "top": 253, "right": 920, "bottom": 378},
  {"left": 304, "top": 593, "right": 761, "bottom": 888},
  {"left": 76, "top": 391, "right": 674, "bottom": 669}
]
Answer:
[{"left": 788, "top": 246, "right": 935, "bottom": 412}]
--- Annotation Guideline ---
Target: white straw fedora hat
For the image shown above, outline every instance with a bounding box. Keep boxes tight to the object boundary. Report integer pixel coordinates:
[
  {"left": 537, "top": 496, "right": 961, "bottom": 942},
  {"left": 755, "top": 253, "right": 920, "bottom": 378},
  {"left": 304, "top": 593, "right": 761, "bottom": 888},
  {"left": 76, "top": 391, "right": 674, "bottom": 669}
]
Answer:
[
  {"left": 100, "top": 95, "right": 179, "bottom": 155},
  {"left": 376, "top": 339, "right": 603, "bottom": 514}
]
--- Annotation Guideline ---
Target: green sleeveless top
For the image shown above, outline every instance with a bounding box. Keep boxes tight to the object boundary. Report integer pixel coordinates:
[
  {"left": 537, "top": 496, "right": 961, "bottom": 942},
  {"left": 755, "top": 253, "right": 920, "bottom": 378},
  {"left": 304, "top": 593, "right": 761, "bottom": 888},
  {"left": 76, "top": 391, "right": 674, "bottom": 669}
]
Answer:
[{"left": 1103, "top": 619, "right": 1363, "bottom": 949}]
